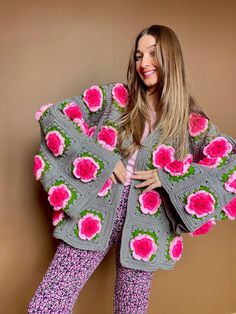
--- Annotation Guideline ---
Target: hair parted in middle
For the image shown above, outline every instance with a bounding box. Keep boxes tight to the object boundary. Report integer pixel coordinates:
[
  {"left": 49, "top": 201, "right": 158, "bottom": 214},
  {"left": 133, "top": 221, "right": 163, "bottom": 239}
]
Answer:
[{"left": 117, "top": 24, "right": 209, "bottom": 161}]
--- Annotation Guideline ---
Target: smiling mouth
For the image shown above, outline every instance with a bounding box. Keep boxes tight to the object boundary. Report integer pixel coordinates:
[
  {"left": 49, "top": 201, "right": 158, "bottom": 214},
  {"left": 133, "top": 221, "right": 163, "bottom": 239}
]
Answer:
[{"left": 142, "top": 70, "right": 156, "bottom": 78}]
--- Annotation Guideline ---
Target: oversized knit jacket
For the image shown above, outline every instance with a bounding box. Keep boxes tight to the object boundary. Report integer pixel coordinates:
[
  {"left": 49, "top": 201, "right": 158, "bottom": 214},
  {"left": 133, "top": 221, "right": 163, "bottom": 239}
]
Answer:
[{"left": 33, "top": 82, "right": 236, "bottom": 272}]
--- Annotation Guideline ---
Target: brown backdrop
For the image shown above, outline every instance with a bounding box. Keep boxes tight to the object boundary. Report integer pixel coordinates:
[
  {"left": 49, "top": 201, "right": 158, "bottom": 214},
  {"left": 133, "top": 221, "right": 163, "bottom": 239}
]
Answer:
[{"left": 1, "top": 0, "right": 236, "bottom": 313}]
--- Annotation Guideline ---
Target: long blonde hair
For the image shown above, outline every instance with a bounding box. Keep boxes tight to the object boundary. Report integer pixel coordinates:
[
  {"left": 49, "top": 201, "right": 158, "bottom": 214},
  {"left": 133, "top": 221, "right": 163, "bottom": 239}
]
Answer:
[{"left": 117, "top": 24, "right": 208, "bottom": 160}]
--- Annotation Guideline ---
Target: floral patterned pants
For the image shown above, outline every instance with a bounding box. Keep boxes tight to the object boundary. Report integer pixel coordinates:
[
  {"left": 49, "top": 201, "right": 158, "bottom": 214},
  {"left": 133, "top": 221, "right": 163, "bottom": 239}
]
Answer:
[{"left": 27, "top": 185, "right": 154, "bottom": 314}]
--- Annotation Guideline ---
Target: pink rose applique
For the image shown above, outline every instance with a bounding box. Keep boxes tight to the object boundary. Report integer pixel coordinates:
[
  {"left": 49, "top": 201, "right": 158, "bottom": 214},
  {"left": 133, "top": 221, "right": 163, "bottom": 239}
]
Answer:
[
  {"left": 164, "top": 153, "right": 193, "bottom": 176},
  {"left": 152, "top": 144, "right": 175, "bottom": 169},
  {"left": 185, "top": 190, "right": 216, "bottom": 218},
  {"left": 203, "top": 136, "right": 233, "bottom": 158},
  {"left": 35, "top": 103, "right": 54, "bottom": 121},
  {"left": 98, "top": 178, "right": 113, "bottom": 197},
  {"left": 97, "top": 126, "right": 118, "bottom": 151},
  {"left": 72, "top": 156, "right": 100, "bottom": 182},
  {"left": 45, "top": 130, "right": 66, "bottom": 157},
  {"left": 112, "top": 83, "right": 128, "bottom": 108},
  {"left": 224, "top": 172, "right": 236, "bottom": 194},
  {"left": 62, "top": 102, "right": 83, "bottom": 121},
  {"left": 87, "top": 126, "right": 96, "bottom": 138},
  {"left": 83, "top": 85, "right": 103, "bottom": 112},
  {"left": 188, "top": 113, "right": 209, "bottom": 137},
  {"left": 190, "top": 218, "right": 216, "bottom": 236},
  {"left": 130, "top": 233, "right": 158, "bottom": 262},
  {"left": 199, "top": 156, "right": 222, "bottom": 168},
  {"left": 169, "top": 236, "right": 183, "bottom": 261},
  {"left": 52, "top": 210, "right": 65, "bottom": 226},
  {"left": 76, "top": 119, "right": 90, "bottom": 134},
  {"left": 33, "top": 154, "right": 45, "bottom": 180},
  {"left": 223, "top": 197, "right": 236, "bottom": 220},
  {"left": 138, "top": 190, "right": 161, "bottom": 215},
  {"left": 48, "top": 184, "right": 72, "bottom": 210},
  {"left": 78, "top": 213, "right": 102, "bottom": 240}
]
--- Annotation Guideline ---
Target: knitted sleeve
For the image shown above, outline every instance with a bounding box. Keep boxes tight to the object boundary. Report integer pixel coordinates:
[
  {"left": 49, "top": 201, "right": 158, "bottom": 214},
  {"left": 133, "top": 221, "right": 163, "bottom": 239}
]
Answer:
[
  {"left": 155, "top": 113, "right": 236, "bottom": 233},
  {"left": 33, "top": 83, "right": 128, "bottom": 219}
]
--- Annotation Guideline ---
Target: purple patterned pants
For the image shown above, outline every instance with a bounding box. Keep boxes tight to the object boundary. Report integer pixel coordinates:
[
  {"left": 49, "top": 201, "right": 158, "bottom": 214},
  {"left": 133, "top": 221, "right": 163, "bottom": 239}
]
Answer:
[{"left": 27, "top": 185, "right": 154, "bottom": 314}]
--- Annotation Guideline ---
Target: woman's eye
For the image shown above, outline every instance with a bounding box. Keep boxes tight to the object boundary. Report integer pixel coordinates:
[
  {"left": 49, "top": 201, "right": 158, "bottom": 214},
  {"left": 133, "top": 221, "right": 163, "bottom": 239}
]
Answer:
[
  {"left": 150, "top": 51, "right": 155, "bottom": 57},
  {"left": 135, "top": 55, "right": 142, "bottom": 61}
]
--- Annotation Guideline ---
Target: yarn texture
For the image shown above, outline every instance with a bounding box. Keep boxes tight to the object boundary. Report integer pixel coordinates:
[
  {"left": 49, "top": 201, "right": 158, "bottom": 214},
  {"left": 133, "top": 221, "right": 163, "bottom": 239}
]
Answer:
[{"left": 33, "top": 82, "right": 236, "bottom": 272}]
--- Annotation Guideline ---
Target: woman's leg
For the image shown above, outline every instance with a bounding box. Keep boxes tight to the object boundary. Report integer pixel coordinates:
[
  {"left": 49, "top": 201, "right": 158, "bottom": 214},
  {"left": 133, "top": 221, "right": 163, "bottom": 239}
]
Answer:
[
  {"left": 112, "top": 185, "right": 154, "bottom": 314},
  {"left": 27, "top": 240, "right": 112, "bottom": 314},
  {"left": 113, "top": 241, "right": 154, "bottom": 314},
  {"left": 27, "top": 185, "right": 132, "bottom": 314}
]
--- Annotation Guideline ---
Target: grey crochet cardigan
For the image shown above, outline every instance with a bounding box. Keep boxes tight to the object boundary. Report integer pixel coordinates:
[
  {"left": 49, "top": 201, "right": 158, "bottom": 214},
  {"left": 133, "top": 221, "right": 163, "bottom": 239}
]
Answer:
[{"left": 34, "top": 82, "right": 236, "bottom": 272}]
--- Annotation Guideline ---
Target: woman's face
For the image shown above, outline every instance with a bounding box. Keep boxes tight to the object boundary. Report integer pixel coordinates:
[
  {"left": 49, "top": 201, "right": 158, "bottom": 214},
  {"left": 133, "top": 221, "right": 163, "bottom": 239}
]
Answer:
[{"left": 135, "top": 35, "right": 158, "bottom": 90}]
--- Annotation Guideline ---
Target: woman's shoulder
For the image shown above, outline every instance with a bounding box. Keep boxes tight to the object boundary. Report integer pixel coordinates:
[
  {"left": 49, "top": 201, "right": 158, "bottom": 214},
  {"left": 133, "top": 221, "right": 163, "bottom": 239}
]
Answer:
[{"left": 188, "top": 111, "right": 222, "bottom": 152}]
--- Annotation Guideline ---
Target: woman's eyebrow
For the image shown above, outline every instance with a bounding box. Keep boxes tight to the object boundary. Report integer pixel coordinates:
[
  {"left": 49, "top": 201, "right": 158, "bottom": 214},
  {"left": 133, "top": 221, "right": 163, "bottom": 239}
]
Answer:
[{"left": 135, "top": 44, "right": 156, "bottom": 53}]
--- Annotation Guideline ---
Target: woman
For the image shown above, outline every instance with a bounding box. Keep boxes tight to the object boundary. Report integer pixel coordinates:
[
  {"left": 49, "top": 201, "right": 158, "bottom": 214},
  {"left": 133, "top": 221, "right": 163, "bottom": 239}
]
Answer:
[{"left": 28, "top": 25, "right": 236, "bottom": 313}]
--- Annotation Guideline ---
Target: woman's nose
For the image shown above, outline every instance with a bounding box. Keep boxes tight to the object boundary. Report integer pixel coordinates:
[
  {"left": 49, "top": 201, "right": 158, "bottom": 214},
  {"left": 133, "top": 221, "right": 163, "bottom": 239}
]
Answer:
[{"left": 140, "top": 54, "right": 151, "bottom": 68}]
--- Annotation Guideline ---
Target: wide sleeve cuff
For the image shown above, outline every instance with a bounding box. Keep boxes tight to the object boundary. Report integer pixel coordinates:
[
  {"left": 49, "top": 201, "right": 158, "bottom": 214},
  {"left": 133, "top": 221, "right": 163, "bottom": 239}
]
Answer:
[
  {"left": 34, "top": 85, "right": 122, "bottom": 219},
  {"left": 157, "top": 152, "right": 236, "bottom": 232}
]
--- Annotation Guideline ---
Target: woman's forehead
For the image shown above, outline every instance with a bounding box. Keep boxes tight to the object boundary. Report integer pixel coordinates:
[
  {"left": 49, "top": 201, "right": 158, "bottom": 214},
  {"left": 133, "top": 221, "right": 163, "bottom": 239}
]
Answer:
[{"left": 136, "top": 35, "right": 157, "bottom": 52}]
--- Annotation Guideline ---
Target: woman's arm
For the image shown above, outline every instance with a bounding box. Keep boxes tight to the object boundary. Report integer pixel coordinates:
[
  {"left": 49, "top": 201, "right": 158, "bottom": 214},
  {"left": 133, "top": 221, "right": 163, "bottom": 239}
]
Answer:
[
  {"left": 156, "top": 118, "right": 236, "bottom": 233},
  {"left": 34, "top": 83, "right": 123, "bottom": 219}
]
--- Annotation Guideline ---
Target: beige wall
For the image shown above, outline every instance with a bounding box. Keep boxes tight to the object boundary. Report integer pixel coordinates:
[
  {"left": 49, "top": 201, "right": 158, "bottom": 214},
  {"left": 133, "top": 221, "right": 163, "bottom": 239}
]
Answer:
[{"left": 1, "top": 0, "right": 236, "bottom": 313}]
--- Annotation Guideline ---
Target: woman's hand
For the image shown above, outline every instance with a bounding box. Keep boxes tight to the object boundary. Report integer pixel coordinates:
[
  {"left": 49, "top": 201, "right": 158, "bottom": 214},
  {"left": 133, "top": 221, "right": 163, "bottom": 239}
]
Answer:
[
  {"left": 110, "top": 160, "right": 127, "bottom": 184},
  {"left": 131, "top": 169, "right": 162, "bottom": 193}
]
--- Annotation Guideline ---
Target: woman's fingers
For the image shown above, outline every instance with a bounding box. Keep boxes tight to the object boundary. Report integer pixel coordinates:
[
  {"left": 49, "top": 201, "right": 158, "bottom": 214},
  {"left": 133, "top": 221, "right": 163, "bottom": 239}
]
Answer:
[
  {"left": 132, "top": 169, "right": 162, "bottom": 189},
  {"left": 135, "top": 178, "right": 155, "bottom": 188},
  {"left": 113, "top": 160, "right": 127, "bottom": 184},
  {"left": 142, "top": 182, "right": 160, "bottom": 193},
  {"left": 110, "top": 173, "right": 117, "bottom": 184},
  {"left": 131, "top": 169, "right": 156, "bottom": 180}
]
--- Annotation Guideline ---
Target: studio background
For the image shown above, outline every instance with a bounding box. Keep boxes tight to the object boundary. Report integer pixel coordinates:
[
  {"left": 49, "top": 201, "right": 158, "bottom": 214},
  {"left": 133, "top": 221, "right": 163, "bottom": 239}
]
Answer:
[{"left": 0, "top": 0, "right": 235, "bottom": 313}]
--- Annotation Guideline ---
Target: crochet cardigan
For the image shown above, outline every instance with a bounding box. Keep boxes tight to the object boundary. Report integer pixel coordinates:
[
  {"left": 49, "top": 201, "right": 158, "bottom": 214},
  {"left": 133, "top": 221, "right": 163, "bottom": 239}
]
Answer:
[{"left": 33, "top": 82, "right": 236, "bottom": 272}]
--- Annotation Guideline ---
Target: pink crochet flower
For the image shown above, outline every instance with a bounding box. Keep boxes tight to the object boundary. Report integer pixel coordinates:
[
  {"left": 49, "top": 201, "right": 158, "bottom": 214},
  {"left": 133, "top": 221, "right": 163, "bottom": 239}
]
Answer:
[
  {"left": 138, "top": 190, "right": 161, "bottom": 215},
  {"left": 112, "top": 83, "right": 128, "bottom": 108},
  {"left": 98, "top": 178, "right": 113, "bottom": 197},
  {"left": 152, "top": 144, "right": 175, "bottom": 169},
  {"left": 87, "top": 126, "right": 96, "bottom": 138},
  {"left": 190, "top": 218, "right": 216, "bottom": 236},
  {"left": 164, "top": 154, "right": 193, "bottom": 176},
  {"left": 78, "top": 213, "right": 102, "bottom": 240},
  {"left": 199, "top": 156, "right": 222, "bottom": 168},
  {"left": 76, "top": 119, "right": 90, "bottom": 134},
  {"left": 185, "top": 190, "right": 215, "bottom": 218},
  {"left": 48, "top": 184, "right": 72, "bottom": 210},
  {"left": 224, "top": 172, "right": 236, "bottom": 194},
  {"left": 223, "top": 197, "right": 236, "bottom": 220},
  {"left": 33, "top": 155, "right": 45, "bottom": 180},
  {"left": 45, "top": 130, "right": 65, "bottom": 157},
  {"left": 203, "top": 136, "right": 233, "bottom": 158},
  {"left": 130, "top": 234, "right": 158, "bottom": 262},
  {"left": 62, "top": 102, "right": 83, "bottom": 121},
  {"left": 169, "top": 236, "right": 183, "bottom": 261},
  {"left": 97, "top": 126, "right": 118, "bottom": 151},
  {"left": 52, "top": 210, "right": 65, "bottom": 226},
  {"left": 72, "top": 156, "right": 100, "bottom": 182},
  {"left": 188, "top": 113, "right": 209, "bottom": 137},
  {"left": 35, "top": 103, "right": 54, "bottom": 121},
  {"left": 83, "top": 85, "right": 103, "bottom": 112}
]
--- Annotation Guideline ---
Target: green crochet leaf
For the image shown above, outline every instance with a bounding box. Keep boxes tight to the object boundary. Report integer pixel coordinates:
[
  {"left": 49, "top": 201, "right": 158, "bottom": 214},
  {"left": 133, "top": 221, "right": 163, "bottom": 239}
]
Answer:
[
  {"left": 79, "top": 209, "right": 104, "bottom": 222},
  {"left": 59, "top": 100, "right": 71, "bottom": 110},
  {"left": 149, "top": 253, "right": 156, "bottom": 262},
  {"left": 37, "top": 150, "right": 50, "bottom": 176},
  {"left": 113, "top": 99, "right": 125, "bottom": 113},
  {"left": 73, "top": 225, "right": 79, "bottom": 237},
  {"left": 221, "top": 165, "right": 236, "bottom": 183},
  {"left": 169, "top": 165, "right": 195, "bottom": 182}
]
